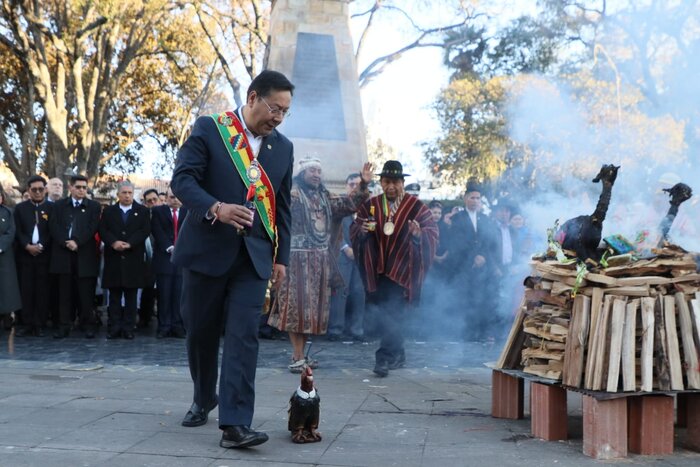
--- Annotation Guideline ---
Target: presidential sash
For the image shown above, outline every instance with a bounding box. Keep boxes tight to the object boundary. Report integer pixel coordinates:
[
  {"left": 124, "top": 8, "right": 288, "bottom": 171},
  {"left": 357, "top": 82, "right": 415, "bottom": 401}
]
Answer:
[{"left": 210, "top": 111, "right": 276, "bottom": 243}]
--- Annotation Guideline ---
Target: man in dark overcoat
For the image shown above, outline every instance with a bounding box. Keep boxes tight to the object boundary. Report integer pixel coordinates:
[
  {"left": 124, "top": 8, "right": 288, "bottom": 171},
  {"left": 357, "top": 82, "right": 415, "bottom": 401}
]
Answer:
[
  {"left": 14, "top": 175, "right": 53, "bottom": 336},
  {"left": 99, "top": 180, "right": 150, "bottom": 339},
  {"left": 49, "top": 174, "right": 101, "bottom": 338},
  {"left": 444, "top": 181, "right": 501, "bottom": 341}
]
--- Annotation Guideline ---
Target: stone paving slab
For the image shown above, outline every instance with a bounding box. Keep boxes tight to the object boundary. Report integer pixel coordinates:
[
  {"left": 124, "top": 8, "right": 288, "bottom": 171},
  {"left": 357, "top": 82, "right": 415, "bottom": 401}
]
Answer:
[{"left": 1, "top": 336, "right": 700, "bottom": 466}]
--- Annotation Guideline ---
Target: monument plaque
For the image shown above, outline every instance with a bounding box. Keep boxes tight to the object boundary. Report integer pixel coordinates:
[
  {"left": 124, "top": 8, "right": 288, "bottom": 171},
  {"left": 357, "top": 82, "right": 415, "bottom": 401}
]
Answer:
[
  {"left": 267, "top": 0, "right": 367, "bottom": 190},
  {"left": 284, "top": 32, "right": 346, "bottom": 141}
]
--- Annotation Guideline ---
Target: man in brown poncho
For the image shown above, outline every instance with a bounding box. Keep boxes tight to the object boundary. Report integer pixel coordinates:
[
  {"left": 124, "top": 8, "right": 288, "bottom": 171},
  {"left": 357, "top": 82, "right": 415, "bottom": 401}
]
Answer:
[
  {"left": 351, "top": 160, "right": 438, "bottom": 377},
  {"left": 268, "top": 157, "right": 373, "bottom": 372}
]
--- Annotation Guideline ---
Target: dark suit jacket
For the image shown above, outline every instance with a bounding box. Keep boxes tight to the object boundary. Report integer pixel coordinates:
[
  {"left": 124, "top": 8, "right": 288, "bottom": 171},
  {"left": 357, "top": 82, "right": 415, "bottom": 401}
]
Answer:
[
  {"left": 49, "top": 197, "right": 101, "bottom": 277},
  {"left": 151, "top": 204, "right": 187, "bottom": 275},
  {"left": 14, "top": 200, "right": 53, "bottom": 264},
  {"left": 445, "top": 210, "right": 500, "bottom": 277},
  {"left": 171, "top": 112, "right": 293, "bottom": 279},
  {"left": 99, "top": 201, "right": 151, "bottom": 288}
]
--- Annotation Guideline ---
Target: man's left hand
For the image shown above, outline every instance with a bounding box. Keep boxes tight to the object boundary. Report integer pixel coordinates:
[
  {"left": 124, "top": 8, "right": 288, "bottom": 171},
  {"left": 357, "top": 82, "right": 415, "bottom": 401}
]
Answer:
[
  {"left": 271, "top": 264, "right": 286, "bottom": 288},
  {"left": 360, "top": 162, "right": 375, "bottom": 184}
]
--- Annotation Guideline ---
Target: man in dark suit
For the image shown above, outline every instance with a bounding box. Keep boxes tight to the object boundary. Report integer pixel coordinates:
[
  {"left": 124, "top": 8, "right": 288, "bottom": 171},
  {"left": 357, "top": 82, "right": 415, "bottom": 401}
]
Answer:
[
  {"left": 328, "top": 173, "right": 366, "bottom": 341},
  {"left": 14, "top": 175, "right": 53, "bottom": 336},
  {"left": 151, "top": 187, "right": 186, "bottom": 338},
  {"left": 99, "top": 180, "right": 150, "bottom": 339},
  {"left": 138, "top": 188, "right": 161, "bottom": 329},
  {"left": 445, "top": 180, "right": 500, "bottom": 341},
  {"left": 171, "top": 70, "right": 294, "bottom": 449},
  {"left": 49, "top": 174, "right": 101, "bottom": 338}
]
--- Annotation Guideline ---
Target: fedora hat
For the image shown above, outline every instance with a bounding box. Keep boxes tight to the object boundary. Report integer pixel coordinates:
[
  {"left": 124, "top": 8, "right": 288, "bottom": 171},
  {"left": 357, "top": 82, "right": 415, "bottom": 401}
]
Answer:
[{"left": 377, "top": 160, "right": 410, "bottom": 179}]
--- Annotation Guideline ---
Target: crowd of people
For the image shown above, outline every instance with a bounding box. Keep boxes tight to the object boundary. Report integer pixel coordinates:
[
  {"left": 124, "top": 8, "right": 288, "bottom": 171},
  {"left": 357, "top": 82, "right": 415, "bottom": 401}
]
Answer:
[
  {"left": 0, "top": 69, "right": 538, "bottom": 450},
  {"left": 0, "top": 175, "right": 185, "bottom": 340}
]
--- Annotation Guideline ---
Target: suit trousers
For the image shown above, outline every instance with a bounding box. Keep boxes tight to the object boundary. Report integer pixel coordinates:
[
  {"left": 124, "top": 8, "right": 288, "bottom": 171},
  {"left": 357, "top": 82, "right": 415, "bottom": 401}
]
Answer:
[
  {"left": 57, "top": 254, "right": 96, "bottom": 331},
  {"left": 18, "top": 258, "right": 49, "bottom": 328},
  {"left": 328, "top": 260, "right": 365, "bottom": 337},
  {"left": 108, "top": 287, "right": 138, "bottom": 334},
  {"left": 181, "top": 245, "right": 267, "bottom": 428},
  {"left": 156, "top": 273, "right": 184, "bottom": 334},
  {"left": 367, "top": 275, "right": 407, "bottom": 366}
]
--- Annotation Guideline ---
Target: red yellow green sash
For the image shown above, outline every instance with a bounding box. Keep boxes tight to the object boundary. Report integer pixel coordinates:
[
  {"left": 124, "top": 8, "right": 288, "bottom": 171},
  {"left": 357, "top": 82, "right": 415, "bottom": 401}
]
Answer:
[{"left": 210, "top": 111, "right": 276, "bottom": 243}]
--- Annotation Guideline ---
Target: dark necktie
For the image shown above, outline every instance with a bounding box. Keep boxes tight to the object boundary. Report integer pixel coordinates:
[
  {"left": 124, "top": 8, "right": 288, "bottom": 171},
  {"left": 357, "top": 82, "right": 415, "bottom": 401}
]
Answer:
[
  {"left": 121, "top": 209, "right": 129, "bottom": 223},
  {"left": 172, "top": 209, "right": 178, "bottom": 244},
  {"left": 74, "top": 200, "right": 81, "bottom": 208}
]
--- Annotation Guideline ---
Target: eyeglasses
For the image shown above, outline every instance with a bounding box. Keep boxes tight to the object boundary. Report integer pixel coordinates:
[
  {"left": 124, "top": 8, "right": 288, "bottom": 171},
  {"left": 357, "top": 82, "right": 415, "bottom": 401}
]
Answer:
[
  {"left": 29, "top": 187, "right": 45, "bottom": 193},
  {"left": 259, "top": 96, "right": 291, "bottom": 118},
  {"left": 73, "top": 185, "right": 88, "bottom": 190}
]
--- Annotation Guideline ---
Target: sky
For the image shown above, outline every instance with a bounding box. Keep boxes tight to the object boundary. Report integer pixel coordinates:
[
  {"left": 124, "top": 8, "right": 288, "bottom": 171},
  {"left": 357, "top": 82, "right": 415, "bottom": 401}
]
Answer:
[{"left": 352, "top": 0, "right": 539, "bottom": 193}]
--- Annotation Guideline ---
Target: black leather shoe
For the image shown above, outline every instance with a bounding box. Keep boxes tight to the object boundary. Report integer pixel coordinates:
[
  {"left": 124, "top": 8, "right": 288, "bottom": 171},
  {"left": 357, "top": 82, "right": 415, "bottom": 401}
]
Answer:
[
  {"left": 14, "top": 326, "right": 30, "bottom": 337},
  {"left": 156, "top": 330, "right": 168, "bottom": 339},
  {"left": 123, "top": 331, "right": 135, "bottom": 340},
  {"left": 34, "top": 327, "right": 45, "bottom": 337},
  {"left": 106, "top": 330, "right": 121, "bottom": 339},
  {"left": 181, "top": 399, "right": 218, "bottom": 427},
  {"left": 373, "top": 361, "right": 389, "bottom": 377},
  {"left": 220, "top": 425, "right": 269, "bottom": 448},
  {"left": 388, "top": 351, "right": 406, "bottom": 370},
  {"left": 171, "top": 328, "right": 186, "bottom": 339}
]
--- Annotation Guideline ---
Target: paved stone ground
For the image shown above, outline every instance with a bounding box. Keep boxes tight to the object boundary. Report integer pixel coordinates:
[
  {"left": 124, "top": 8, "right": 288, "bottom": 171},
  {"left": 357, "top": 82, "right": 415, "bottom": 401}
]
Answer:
[{"left": 0, "top": 326, "right": 698, "bottom": 466}]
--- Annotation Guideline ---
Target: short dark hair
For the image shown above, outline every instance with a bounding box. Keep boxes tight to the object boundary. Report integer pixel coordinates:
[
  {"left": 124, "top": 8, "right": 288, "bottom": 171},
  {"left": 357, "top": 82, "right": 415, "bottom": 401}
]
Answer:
[
  {"left": 428, "top": 200, "right": 443, "bottom": 210},
  {"left": 247, "top": 70, "right": 295, "bottom": 98},
  {"left": 70, "top": 174, "right": 88, "bottom": 185},
  {"left": 143, "top": 188, "right": 158, "bottom": 199},
  {"left": 26, "top": 175, "right": 47, "bottom": 187},
  {"left": 158, "top": 192, "right": 167, "bottom": 197},
  {"left": 346, "top": 173, "right": 361, "bottom": 184}
]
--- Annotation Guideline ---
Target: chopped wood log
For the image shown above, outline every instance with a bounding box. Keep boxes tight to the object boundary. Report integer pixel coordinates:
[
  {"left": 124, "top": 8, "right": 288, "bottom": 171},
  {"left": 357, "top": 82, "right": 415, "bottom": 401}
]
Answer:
[
  {"left": 540, "top": 272, "right": 586, "bottom": 288},
  {"left": 584, "top": 288, "right": 604, "bottom": 389},
  {"left": 523, "top": 366, "right": 562, "bottom": 380},
  {"left": 615, "top": 276, "right": 672, "bottom": 287},
  {"left": 606, "top": 298, "right": 628, "bottom": 392},
  {"left": 562, "top": 294, "right": 590, "bottom": 387},
  {"left": 621, "top": 300, "right": 639, "bottom": 391},
  {"left": 591, "top": 295, "right": 613, "bottom": 391},
  {"left": 676, "top": 293, "right": 700, "bottom": 389},
  {"left": 663, "top": 295, "right": 684, "bottom": 390},
  {"left": 525, "top": 289, "right": 570, "bottom": 308},
  {"left": 654, "top": 297, "right": 672, "bottom": 391},
  {"left": 691, "top": 299, "right": 700, "bottom": 363},
  {"left": 584, "top": 272, "right": 618, "bottom": 286},
  {"left": 551, "top": 281, "right": 573, "bottom": 296},
  {"left": 640, "top": 297, "right": 655, "bottom": 392},
  {"left": 496, "top": 301, "right": 527, "bottom": 369},
  {"left": 522, "top": 348, "right": 565, "bottom": 361},
  {"left": 604, "top": 286, "right": 650, "bottom": 297}
]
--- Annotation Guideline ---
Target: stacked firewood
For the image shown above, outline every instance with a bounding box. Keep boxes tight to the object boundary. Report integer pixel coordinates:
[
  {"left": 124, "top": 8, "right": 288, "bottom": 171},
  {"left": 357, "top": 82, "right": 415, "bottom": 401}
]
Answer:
[{"left": 497, "top": 245, "right": 700, "bottom": 392}]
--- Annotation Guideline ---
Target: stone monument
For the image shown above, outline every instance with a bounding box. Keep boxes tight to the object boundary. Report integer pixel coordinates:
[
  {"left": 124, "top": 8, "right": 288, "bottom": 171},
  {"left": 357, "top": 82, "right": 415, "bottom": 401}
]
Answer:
[{"left": 267, "top": 0, "right": 368, "bottom": 189}]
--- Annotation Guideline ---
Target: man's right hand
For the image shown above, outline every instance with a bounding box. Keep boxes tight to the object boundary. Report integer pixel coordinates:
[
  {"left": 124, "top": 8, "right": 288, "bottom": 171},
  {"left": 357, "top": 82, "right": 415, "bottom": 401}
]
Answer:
[
  {"left": 344, "top": 247, "right": 354, "bottom": 260},
  {"left": 26, "top": 244, "right": 43, "bottom": 256},
  {"left": 212, "top": 203, "right": 255, "bottom": 229}
]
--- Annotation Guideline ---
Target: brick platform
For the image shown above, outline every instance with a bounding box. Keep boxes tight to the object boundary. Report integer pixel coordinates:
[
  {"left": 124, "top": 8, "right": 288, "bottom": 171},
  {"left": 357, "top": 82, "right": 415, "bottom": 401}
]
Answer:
[
  {"left": 491, "top": 370, "right": 524, "bottom": 419},
  {"left": 628, "top": 395, "right": 674, "bottom": 455},
  {"left": 531, "top": 382, "right": 567, "bottom": 440}
]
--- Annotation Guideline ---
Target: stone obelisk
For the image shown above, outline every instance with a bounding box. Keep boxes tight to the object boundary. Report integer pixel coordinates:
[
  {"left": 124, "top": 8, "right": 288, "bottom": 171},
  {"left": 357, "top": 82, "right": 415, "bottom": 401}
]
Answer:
[{"left": 267, "top": 0, "right": 367, "bottom": 190}]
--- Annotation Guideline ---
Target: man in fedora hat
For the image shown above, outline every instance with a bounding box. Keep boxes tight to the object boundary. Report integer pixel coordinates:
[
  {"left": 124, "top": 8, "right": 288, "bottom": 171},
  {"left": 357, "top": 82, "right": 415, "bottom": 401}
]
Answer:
[
  {"left": 350, "top": 160, "right": 438, "bottom": 377},
  {"left": 444, "top": 179, "right": 500, "bottom": 341}
]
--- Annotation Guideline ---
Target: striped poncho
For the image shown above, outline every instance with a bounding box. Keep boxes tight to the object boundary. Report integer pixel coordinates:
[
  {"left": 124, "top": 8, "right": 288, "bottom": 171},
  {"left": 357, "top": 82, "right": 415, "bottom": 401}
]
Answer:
[{"left": 350, "top": 194, "right": 438, "bottom": 303}]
